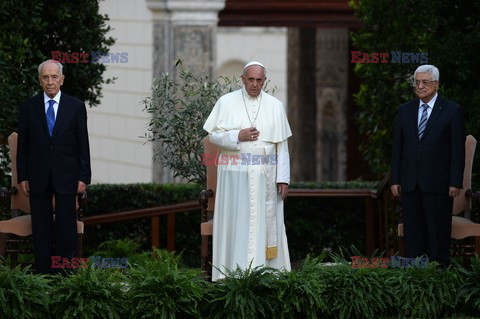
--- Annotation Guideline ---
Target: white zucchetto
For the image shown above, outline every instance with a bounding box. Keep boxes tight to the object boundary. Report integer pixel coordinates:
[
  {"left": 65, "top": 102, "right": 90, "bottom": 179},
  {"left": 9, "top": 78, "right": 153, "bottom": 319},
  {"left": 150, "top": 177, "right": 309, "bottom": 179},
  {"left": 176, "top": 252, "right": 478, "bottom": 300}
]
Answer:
[{"left": 243, "top": 61, "right": 265, "bottom": 71}]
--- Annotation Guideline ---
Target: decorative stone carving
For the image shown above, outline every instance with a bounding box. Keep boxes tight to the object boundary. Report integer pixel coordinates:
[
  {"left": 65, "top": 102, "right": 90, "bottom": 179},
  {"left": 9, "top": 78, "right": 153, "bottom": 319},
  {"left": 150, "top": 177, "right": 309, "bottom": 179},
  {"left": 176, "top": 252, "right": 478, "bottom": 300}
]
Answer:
[
  {"left": 315, "top": 29, "right": 348, "bottom": 181},
  {"left": 147, "top": 0, "right": 226, "bottom": 182}
]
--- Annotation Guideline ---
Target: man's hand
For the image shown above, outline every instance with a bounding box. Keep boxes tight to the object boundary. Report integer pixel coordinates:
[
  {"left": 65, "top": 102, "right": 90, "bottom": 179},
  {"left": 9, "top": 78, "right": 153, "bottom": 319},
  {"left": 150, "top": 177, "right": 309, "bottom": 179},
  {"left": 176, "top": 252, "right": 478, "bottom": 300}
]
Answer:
[
  {"left": 391, "top": 184, "right": 401, "bottom": 198},
  {"left": 77, "top": 181, "right": 87, "bottom": 194},
  {"left": 20, "top": 181, "right": 29, "bottom": 197},
  {"left": 277, "top": 183, "right": 289, "bottom": 200},
  {"left": 238, "top": 127, "right": 260, "bottom": 142},
  {"left": 449, "top": 186, "right": 461, "bottom": 198}
]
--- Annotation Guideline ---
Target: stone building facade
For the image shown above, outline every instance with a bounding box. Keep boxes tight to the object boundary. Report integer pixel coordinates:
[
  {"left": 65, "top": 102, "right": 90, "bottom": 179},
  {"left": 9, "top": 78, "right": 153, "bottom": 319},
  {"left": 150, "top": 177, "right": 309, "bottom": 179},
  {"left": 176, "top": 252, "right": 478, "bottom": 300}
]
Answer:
[{"left": 90, "top": 0, "right": 361, "bottom": 184}]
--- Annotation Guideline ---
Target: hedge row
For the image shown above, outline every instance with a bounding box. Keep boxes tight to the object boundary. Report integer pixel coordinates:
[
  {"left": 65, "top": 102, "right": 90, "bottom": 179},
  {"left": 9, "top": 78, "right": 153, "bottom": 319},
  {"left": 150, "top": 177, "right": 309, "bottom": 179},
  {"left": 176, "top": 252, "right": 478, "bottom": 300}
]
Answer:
[
  {"left": 1, "top": 182, "right": 379, "bottom": 268},
  {"left": 1, "top": 249, "right": 479, "bottom": 319},
  {"left": 82, "top": 182, "right": 378, "bottom": 267},
  {"left": 82, "top": 183, "right": 203, "bottom": 266}
]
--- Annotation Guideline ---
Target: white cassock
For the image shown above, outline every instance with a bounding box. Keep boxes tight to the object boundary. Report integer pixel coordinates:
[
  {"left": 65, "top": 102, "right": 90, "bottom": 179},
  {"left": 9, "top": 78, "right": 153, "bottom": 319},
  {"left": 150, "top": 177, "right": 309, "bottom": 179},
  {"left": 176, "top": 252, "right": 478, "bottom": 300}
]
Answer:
[{"left": 203, "top": 88, "right": 292, "bottom": 281}]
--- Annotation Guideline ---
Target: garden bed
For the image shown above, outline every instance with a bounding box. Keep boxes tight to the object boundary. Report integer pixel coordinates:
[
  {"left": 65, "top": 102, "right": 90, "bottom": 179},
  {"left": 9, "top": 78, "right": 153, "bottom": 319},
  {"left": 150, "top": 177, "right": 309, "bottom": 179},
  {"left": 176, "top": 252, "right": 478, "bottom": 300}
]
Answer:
[{"left": 2, "top": 248, "right": 480, "bottom": 319}]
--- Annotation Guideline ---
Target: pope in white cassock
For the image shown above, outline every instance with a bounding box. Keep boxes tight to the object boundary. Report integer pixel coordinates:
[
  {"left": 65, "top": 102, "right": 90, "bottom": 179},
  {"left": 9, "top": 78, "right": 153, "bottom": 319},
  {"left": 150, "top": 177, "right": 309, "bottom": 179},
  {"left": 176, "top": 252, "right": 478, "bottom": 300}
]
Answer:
[{"left": 203, "top": 61, "right": 292, "bottom": 281}]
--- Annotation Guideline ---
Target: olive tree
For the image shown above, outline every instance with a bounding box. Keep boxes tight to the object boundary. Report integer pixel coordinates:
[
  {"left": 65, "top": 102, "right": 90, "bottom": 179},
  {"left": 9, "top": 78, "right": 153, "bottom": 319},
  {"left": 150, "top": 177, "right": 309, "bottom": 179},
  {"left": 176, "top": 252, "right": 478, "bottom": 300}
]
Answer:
[{"left": 142, "top": 62, "right": 241, "bottom": 185}]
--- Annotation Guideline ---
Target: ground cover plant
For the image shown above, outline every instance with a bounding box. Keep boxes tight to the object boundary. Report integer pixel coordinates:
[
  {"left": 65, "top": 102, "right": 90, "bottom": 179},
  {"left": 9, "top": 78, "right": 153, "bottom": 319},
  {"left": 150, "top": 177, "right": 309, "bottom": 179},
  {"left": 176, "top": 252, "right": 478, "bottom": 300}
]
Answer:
[{"left": 2, "top": 250, "right": 480, "bottom": 319}]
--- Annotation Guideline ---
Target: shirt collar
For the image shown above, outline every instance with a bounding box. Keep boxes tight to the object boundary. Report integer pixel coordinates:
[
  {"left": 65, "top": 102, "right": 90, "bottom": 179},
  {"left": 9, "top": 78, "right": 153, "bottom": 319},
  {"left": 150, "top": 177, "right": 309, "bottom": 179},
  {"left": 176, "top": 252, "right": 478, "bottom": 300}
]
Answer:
[
  {"left": 44, "top": 91, "right": 62, "bottom": 105},
  {"left": 419, "top": 92, "right": 438, "bottom": 109}
]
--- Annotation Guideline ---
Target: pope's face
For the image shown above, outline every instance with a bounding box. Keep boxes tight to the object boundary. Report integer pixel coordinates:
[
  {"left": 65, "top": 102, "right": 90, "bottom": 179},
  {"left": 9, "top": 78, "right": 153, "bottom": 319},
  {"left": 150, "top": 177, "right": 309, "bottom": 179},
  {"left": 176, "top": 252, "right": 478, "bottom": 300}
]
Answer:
[
  {"left": 39, "top": 62, "right": 64, "bottom": 98},
  {"left": 414, "top": 72, "right": 438, "bottom": 103},
  {"left": 241, "top": 65, "right": 266, "bottom": 98}
]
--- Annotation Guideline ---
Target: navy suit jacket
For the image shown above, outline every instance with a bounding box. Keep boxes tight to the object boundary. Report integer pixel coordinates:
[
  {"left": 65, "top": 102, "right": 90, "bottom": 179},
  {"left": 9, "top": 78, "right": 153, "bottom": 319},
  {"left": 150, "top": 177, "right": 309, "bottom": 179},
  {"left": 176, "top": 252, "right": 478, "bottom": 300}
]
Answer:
[
  {"left": 391, "top": 95, "right": 465, "bottom": 194},
  {"left": 17, "top": 92, "right": 91, "bottom": 195}
]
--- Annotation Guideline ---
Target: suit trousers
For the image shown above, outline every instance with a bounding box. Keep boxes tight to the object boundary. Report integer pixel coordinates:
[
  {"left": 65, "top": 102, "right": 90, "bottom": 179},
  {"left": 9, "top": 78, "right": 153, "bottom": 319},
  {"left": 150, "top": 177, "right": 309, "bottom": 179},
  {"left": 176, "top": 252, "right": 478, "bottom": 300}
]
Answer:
[
  {"left": 30, "top": 176, "right": 77, "bottom": 274},
  {"left": 402, "top": 186, "right": 453, "bottom": 266}
]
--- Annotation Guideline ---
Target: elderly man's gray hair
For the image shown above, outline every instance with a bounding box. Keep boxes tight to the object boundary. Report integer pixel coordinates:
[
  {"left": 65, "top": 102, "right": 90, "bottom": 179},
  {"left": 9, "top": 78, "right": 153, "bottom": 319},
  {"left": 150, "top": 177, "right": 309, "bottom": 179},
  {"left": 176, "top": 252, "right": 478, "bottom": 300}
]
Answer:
[
  {"left": 414, "top": 64, "right": 439, "bottom": 82},
  {"left": 38, "top": 60, "right": 64, "bottom": 76}
]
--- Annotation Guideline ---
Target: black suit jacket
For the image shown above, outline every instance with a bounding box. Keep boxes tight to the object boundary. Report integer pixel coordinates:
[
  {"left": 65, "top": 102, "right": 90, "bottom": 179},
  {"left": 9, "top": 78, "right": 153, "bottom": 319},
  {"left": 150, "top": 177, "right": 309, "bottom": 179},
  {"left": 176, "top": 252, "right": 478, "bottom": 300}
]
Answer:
[
  {"left": 17, "top": 92, "right": 91, "bottom": 195},
  {"left": 391, "top": 95, "right": 465, "bottom": 194}
]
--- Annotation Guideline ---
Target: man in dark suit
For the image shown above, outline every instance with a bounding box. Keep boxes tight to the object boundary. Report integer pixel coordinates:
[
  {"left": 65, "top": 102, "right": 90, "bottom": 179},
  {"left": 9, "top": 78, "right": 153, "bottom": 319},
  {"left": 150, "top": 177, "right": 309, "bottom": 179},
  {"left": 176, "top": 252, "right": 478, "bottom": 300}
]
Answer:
[
  {"left": 17, "top": 60, "right": 91, "bottom": 274},
  {"left": 391, "top": 64, "right": 465, "bottom": 267}
]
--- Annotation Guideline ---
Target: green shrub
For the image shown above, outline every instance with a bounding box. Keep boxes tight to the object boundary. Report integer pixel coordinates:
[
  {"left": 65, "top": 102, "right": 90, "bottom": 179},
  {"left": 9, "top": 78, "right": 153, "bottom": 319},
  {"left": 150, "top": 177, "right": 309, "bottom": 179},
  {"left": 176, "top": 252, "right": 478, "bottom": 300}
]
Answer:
[
  {"left": 202, "top": 264, "right": 281, "bottom": 319},
  {"left": 276, "top": 255, "right": 328, "bottom": 319},
  {"left": 387, "top": 263, "right": 461, "bottom": 318},
  {"left": 142, "top": 64, "right": 239, "bottom": 185},
  {"left": 49, "top": 267, "right": 128, "bottom": 319},
  {"left": 1, "top": 181, "right": 388, "bottom": 270},
  {"left": 85, "top": 184, "right": 202, "bottom": 215},
  {"left": 3, "top": 250, "right": 480, "bottom": 318},
  {"left": 125, "top": 249, "right": 205, "bottom": 319},
  {"left": 83, "top": 183, "right": 202, "bottom": 267},
  {"left": 91, "top": 238, "right": 140, "bottom": 258},
  {"left": 0, "top": 239, "right": 36, "bottom": 266},
  {"left": 455, "top": 256, "right": 480, "bottom": 316},
  {"left": 287, "top": 182, "right": 379, "bottom": 262},
  {"left": 82, "top": 182, "right": 380, "bottom": 268},
  {"left": 0, "top": 263, "right": 50, "bottom": 318},
  {"left": 285, "top": 196, "right": 367, "bottom": 262},
  {"left": 320, "top": 262, "right": 394, "bottom": 318}
]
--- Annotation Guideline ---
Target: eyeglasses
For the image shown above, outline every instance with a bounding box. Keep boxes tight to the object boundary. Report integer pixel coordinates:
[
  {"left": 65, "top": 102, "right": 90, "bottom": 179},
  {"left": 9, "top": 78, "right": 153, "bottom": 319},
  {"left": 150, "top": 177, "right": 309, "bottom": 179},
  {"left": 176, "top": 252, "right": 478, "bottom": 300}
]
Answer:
[{"left": 412, "top": 80, "right": 437, "bottom": 87}]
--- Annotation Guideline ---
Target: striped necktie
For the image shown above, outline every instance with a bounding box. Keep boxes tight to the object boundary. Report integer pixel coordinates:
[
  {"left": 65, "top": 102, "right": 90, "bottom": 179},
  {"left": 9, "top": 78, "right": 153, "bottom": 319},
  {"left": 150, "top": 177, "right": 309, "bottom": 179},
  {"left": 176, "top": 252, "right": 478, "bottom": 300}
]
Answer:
[
  {"left": 47, "top": 100, "right": 55, "bottom": 136},
  {"left": 418, "top": 103, "right": 428, "bottom": 139}
]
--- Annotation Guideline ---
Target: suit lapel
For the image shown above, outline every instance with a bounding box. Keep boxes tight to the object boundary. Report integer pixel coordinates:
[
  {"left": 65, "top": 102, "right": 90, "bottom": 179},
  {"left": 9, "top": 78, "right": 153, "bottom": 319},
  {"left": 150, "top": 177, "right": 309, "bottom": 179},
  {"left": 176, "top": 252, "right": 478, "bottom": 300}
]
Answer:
[
  {"left": 407, "top": 99, "right": 420, "bottom": 138},
  {"left": 34, "top": 94, "right": 50, "bottom": 137},
  {"left": 53, "top": 93, "right": 68, "bottom": 137},
  {"left": 421, "top": 96, "right": 444, "bottom": 141}
]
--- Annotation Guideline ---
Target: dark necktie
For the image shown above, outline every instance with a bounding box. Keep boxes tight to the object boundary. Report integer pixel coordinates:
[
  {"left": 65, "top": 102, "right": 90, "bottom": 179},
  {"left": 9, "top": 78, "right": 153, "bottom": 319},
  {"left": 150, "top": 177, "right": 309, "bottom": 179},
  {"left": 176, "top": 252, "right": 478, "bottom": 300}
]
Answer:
[
  {"left": 418, "top": 104, "right": 428, "bottom": 139},
  {"left": 47, "top": 100, "right": 55, "bottom": 136}
]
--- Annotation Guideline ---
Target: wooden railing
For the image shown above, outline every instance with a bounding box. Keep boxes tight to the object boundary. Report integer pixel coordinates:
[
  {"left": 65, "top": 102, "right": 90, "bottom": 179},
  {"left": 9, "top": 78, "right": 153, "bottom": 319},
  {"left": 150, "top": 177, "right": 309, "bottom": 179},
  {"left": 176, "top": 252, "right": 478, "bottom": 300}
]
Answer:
[
  {"left": 288, "top": 188, "right": 380, "bottom": 255},
  {"left": 81, "top": 174, "right": 398, "bottom": 257},
  {"left": 286, "top": 174, "right": 398, "bottom": 256},
  {"left": 82, "top": 201, "right": 202, "bottom": 252}
]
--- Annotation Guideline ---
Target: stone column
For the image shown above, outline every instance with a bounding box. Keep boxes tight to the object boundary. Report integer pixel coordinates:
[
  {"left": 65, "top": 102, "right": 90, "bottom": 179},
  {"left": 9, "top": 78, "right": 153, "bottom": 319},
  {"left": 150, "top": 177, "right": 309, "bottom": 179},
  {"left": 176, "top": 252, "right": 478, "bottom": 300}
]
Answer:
[
  {"left": 315, "top": 28, "right": 349, "bottom": 181},
  {"left": 147, "top": 0, "right": 226, "bottom": 183},
  {"left": 287, "top": 28, "right": 317, "bottom": 182},
  {"left": 287, "top": 28, "right": 348, "bottom": 182}
]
